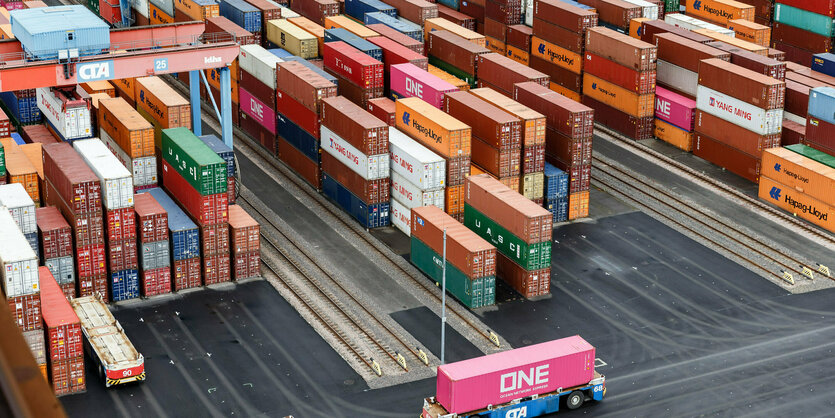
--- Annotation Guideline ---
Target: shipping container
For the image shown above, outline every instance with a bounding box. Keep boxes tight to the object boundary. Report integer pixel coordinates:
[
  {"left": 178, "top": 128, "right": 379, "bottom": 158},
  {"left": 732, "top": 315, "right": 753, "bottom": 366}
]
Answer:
[
  {"left": 427, "top": 30, "right": 489, "bottom": 87},
  {"left": 98, "top": 98, "right": 154, "bottom": 159},
  {"left": 322, "top": 173, "right": 390, "bottom": 228},
  {"left": 665, "top": 12, "right": 735, "bottom": 37},
  {"left": 276, "top": 111, "right": 320, "bottom": 161},
  {"left": 808, "top": 87, "right": 835, "bottom": 125},
  {"left": 277, "top": 135, "right": 323, "bottom": 189},
  {"left": 409, "top": 235, "right": 495, "bottom": 308},
  {"left": 40, "top": 267, "right": 83, "bottom": 361},
  {"left": 684, "top": 0, "right": 753, "bottom": 26},
  {"left": 476, "top": 53, "right": 550, "bottom": 96},
  {"left": 694, "top": 132, "right": 762, "bottom": 182},
  {"left": 232, "top": 250, "right": 259, "bottom": 280},
  {"left": 160, "top": 160, "right": 228, "bottom": 225},
  {"left": 805, "top": 116, "right": 835, "bottom": 152},
  {"left": 321, "top": 96, "right": 389, "bottom": 156},
  {"left": 144, "top": 188, "right": 200, "bottom": 261},
  {"left": 320, "top": 126, "right": 390, "bottom": 180},
  {"left": 529, "top": 35, "right": 583, "bottom": 76},
  {"left": 72, "top": 139, "right": 134, "bottom": 211},
  {"left": 286, "top": 16, "right": 326, "bottom": 54},
  {"left": 759, "top": 175, "right": 834, "bottom": 232},
  {"left": 395, "top": 97, "right": 472, "bottom": 158},
  {"left": 656, "top": 60, "right": 698, "bottom": 98},
  {"left": 533, "top": 0, "right": 597, "bottom": 33},
  {"left": 696, "top": 85, "right": 783, "bottom": 135},
  {"left": 277, "top": 60, "right": 338, "bottom": 114},
  {"left": 442, "top": 92, "right": 520, "bottom": 152},
  {"left": 655, "top": 118, "right": 694, "bottom": 151},
  {"left": 364, "top": 12, "right": 423, "bottom": 42},
  {"left": 35, "top": 88, "right": 91, "bottom": 141},
  {"left": 575, "top": 0, "right": 640, "bottom": 29},
  {"left": 781, "top": 119, "right": 806, "bottom": 146},
  {"left": 773, "top": 3, "right": 834, "bottom": 38},
  {"left": 325, "top": 14, "right": 380, "bottom": 38},
  {"left": 140, "top": 240, "right": 170, "bottom": 271},
  {"left": 389, "top": 126, "right": 446, "bottom": 190},
  {"left": 0, "top": 183, "right": 35, "bottom": 234},
  {"left": 584, "top": 53, "right": 656, "bottom": 95},
  {"left": 513, "top": 81, "right": 595, "bottom": 139},
  {"left": 463, "top": 200, "right": 551, "bottom": 269},
  {"left": 543, "top": 162, "right": 569, "bottom": 199},
  {"left": 470, "top": 88, "right": 546, "bottom": 147},
  {"left": 239, "top": 44, "right": 284, "bottom": 90},
  {"left": 369, "top": 36, "right": 428, "bottom": 75},
  {"left": 425, "top": 17, "right": 486, "bottom": 47},
  {"left": 390, "top": 197, "right": 411, "bottom": 235},
  {"left": 761, "top": 146, "right": 835, "bottom": 206},
  {"left": 228, "top": 205, "right": 259, "bottom": 255},
  {"left": 0, "top": 207, "right": 38, "bottom": 297},
  {"left": 141, "top": 267, "right": 171, "bottom": 296},
  {"left": 654, "top": 32, "right": 730, "bottom": 74},
  {"left": 135, "top": 77, "right": 191, "bottom": 147},
  {"left": 290, "top": 0, "right": 339, "bottom": 25},
  {"left": 583, "top": 74, "right": 654, "bottom": 118},
  {"left": 9, "top": 6, "right": 109, "bottom": 60},
  {"left": 366, "top": 23, "right": 425, "bottom": 54},
  {"left": 161, "top": 128, "right": 228, "bottom": 196},
  {"left": 694, "top": 109, "right": 779, "bottom": 156},
  {"left": 639, "top": 19, "right": 714, "bottom": 44},
  {"left": 585, "top": 26, "right": 657, "bottom": 72},
  {"left": 219, "top": 0, "right": 262, "bottom": 34},
  {"left": 693, "top": 29, "right": 768, "bottom": 56},
  {"left": 381, "top": 0, "right": 437, "bottom": 25},
  {"left": 698, "top": 58, "right": 785, "bottom": 110},
  {"left": 436, "top": 4, "right": 475, "bottom": 32},
  {"left": 37, "top": 206, "right": 72, "bottom": 260},
  {"left": 324, "top": 28, "right": 384, "bottom": 62},
  {"left": 655, "top": 86, "right": 696, "bottom": 130},
  {"left": 727, "top": 18, "right": 770, "bottom": 47},
  {"left": 466, "top": 173, "right": 551, "bottom": 242},
  {"left": 705, "top": 41, "right": 786, "bottom": 81},
  {"left": 98, "top": 130, "right": 157, "bottom": 191},
  {"left": 104, "top": 207, "right": 137, "bottom": 244},
  {"left": 267, "top": 18, "right": 318, "bottom": 58},
  {"left": 7, "top": 292, "right": 40, "bottom": 331},
  {"left": 367, "top": 97, "right": 396, "bottom": 125},
  {"left": 174, "top": 0, "right": 219, "bottom": 20},
  {"left": 323, "top": 41, "right": 384, "bottom": 89},
  {"left": 42, "top": 143, "right": 102, "bottom": 214}
]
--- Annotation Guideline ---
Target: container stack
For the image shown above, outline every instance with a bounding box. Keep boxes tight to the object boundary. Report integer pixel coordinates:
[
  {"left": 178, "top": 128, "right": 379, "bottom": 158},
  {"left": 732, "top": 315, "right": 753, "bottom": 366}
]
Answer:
[
  {"left": 174, "top": 0, "right": 219, "bottom": 22},
  {"left": 0, "top": 139, "right": 39, "bottom": 204},
  {"left": 320, "top": 96, "right": 392, "bottom": 228},
  {"left": 146, "top": 188, "right": 201, "bottom": 290},
  {"left": 582, "top": 27, "right": 657, "bottom": 141},
  {"left": 0, "top": 206, "right": 44, "bottom": 377},
  {"left": 42, "top": 143, "right": 107, "bottom": 300},
  {"left": 229, "top": 205, "right": 261, "bottom": 280},
  {"left": 134, "top": 193, "right": 171, "bottom": 296},
  {"left": 38, "top": 206, "right": 75, "bottom": 299},
  {"left": 134, "top": 76, "right": 191, "bottom": 152},
  {"left": 388, "top": 127, "right": 446, "bottom": 235},
  {"left": 426, "top": 28, "right": 490, "bottom": 89},
  {"left": 219, "top": 0, "right": 264, "bottom": 44},
  {"left": 39, "top": 267, "right": 85, "bottom": 395},
  {"left": 470, "top": 88, "right": 547, "bottom": 204},
  {"left": 805, "top": 87, "right": 835, "bottom": 157},
  {"left": 239, "top": 44, "right": 283, "bottom": 154},
  {"left": 364, "top": 13, "right": 423, "bottom": 43},
  {"left": 160, "top": 128, "right": 230, "bottom": 285},
  {"left": 0, "top": 183, "right": 37, "bottom": 256},
  {"left": 367, "top": 96, "right": 397, "bottom": 125},
  {"left": 326, "top": 15, "right": 381, "bottom": 39},
  {"left": 542, "top": 162, "right": 569, "bottom": 223},
  {"left": 693, "top": 58, "right": 785, "bottom": 183},
  {"left": 396, "top": 96, "right": 472, "bottom": 221},
  {"left": 290, "top": 0, "right": 340, "bottom": 26},
  {"left": 200, "top": 134, "right": 237, "bottom": 204},
  {"left": 410, "top": 205, "right": 497, "bottom": 308},
  {"left": 367, "top": 23, "right": 425, "bottom": 54},
  {"left": 476, "top": 52, "right": 549, "bottom": 98},
  {"left": 97, "top": 98, "right": 158, "bottom": 193},
  {"left": 368, "top": 35, "right": 428, "bottom": 98},
  {"left": 0, "top": 89, "right": 42, "bottom": 129},
  {"left": 530, "top": 0, "right": 598, "bottom": 102},
  {"left": 464, "top": 174, "right": 551, "bottom": 298},
  {"left": 443, "top": 90, "right": 524, "bottom": 195},
  {"left": 73, "top": 139, "right": 139, "bottom": 302},
  {"left": 388, "top": 63, "right": 452, "bottom": 107},
  {"left": 149, "top": 0, "right": 174, "bottom": 23},
  {"left": 577, "top": 0, "right": 640, "bottom": 34},
  {"left": 515, "top": 81, "right": 593, "bottom": 219},
  {"left": 652, "top": 32, "right": 731, "bottom": 101},
  {"left": 323, "top": 40, "right": 384, "bottom": 108},
  {"left": 771, "top": 2, "right": 834, "bottom": 65},
  {"left": 654, "top": 86, "right": 697, "bottom": 151},
  {"left": 267, "top": 18, "right": 319, "bottom": 58},
  {"left": 204, "top": 16, "right": 260, "bottom": 128},
  {"left": 36, "top": 87, "right": 93, "bottom": 143}
]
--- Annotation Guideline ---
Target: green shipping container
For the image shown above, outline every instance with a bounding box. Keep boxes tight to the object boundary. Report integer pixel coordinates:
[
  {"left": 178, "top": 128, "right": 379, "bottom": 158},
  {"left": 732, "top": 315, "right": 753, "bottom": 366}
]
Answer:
[
  {"left": 785, "top": 144, "right": 835, "bottom": 169},
  {"left": 410, "top": 236, "right": 496, "bottom": 309},
  {"left": 428, "top": 56, "right": 477, "bottom": 88},
  {"left": 88, "top": 0, "right": 99, "bottom": 14},
  {"left": 161, "top": 127, "right": 228, "bottom": 196},
  {"left": 0, "top": 142, "right": 5, "bottom": 177},
  {"left": 774, "top": 3, "right": 835, "bottom": 37},
  {"left": 464, "top": 204, "right": 552, "bottom": 270},
  {"left": 664, "top": 0, "right": 679, "bottom": 12}
]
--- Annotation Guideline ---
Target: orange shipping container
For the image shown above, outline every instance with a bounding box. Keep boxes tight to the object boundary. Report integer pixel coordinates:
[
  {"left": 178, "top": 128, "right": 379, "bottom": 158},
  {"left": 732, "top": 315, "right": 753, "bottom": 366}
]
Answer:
[
  {"left": 174, "top": 0, "right": 219, "bottom": 21},
  {"left": 0, "top": 24, "right": 13, "bottom": 40},
  {"left": 693, "top": 29, "right": 768, "bottom": 56},
  {"left": 324, "top": 15, "right": 378, "bottom": 38},
  {"left": 583, "top": 74, "right": 654, "bottom": 117},
  {"left": 206, "top": 67, "right": 239, "bottom": 103},
  {"left": 758, "top": 176, "right": 835, "bottom": 233},
  {"left": 686, "top": 0, "right": 755, "bottom": 26},
  {"left": 150, "top": 3, "right": 174, "bottom": 25},
  {"left": 80, "top": 81, "right": 115, "bottom": 98},
  {"left": 727, "top": 19, "right": 771, "bottom": 47},
  {"left": 288, "top": 17, "right": 326, "bottom": 56},
  {"left": 424, "top": 18, "right": 486, "bottom": 48},
  {"left": 485, "top": 36, "right": 506, "bottom": 55},
  {"left": 654, "top": 119, "right": 694, "bottom": 151},
  {"left": 0, "top": 139, "right": 39, "bottom": 203},
  {"left": 135, "top": 76, "right": 191, "bottom": 147},
  {"left": 18, "top": 143, "right": 43, "bottom": 181},
  {"left": 761, "top": 147, "right": 835, "bottom": 207},
  {"left": 446, "top": 183, "right": 464, "bottom": 216},
  {"left": 98, "top": 97, "right": 155, "bottom": 158},
  {"left": 549, "top": 82, "right": 581, "bottom": 102},
  {"left": 506, "top": 45, "right": 530, "bottom": 66},
  {"left": 531, "top": 37, "right": 582, "bottom": 74},
  {"left": 568, "top": 190, "right": 589, "bottom": 220},
  {"left": 470, "top": 87, "right": 546, "bottom": 147},
  {"left": 428, "top": 65, "right": 469, "bottom": 91},
  {"left": 395, "top": 97, "right": 472, "bottom": 158},
  {"left": 112, "top": 77, "right": 136, "bottom": 105},
  {"left": 629, "top": 18, "right": 649, "bottom": 39}
]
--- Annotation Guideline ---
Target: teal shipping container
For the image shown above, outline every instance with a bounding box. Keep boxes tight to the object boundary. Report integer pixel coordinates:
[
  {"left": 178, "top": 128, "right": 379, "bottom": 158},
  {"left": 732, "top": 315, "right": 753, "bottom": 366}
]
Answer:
[
  {"left": 774, "top": 3, "right": 835, "bottom": 37},
  {"left": 161, "top": 128, "right": 228, "bottom": 196},
  {"left": 410, "top": 236, "right": 496, "bottom": 309}
]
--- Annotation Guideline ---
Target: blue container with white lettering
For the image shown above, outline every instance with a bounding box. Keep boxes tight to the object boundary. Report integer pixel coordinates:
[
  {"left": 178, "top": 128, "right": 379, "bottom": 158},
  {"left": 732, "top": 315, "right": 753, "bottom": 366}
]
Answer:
[
  {"left": 9, "top": 6, "right": 110, "bottom": 61},
  {"left": 543, "top": 163, "right": 569, "bottom": 200},
  {"left": 219, "top": 0, "right": 262, "bottom": 34},
  {"left": 282, "top": 56, "right": 339, "bottom": 84},
  {"left": 199, "top": 134, "right": 235, "bottom": 178},
  {"left": 808, "top": 87, "right": 835, "bottom": 125},
  {"left": 322, "top": 173, "right": 390, "bottom": 228},
  {"left": 145, "top": 188, "right": 200, "bottom": 261},
  {"left": 111, "top": 269, "right": 140, "bottom": 301},
  {"left": 812, "top": 53, "right": 835, "bottom": 78},
  {"left": 346, "top": 0, "right": 396, "bottom": 21},
  {"left": 269, "top": 48, "right": 295, "bottom": 59},
  {"left": 324, "top": 28, "right": 384, "bottom": 62},
  {"left": 277, "top": 112, "right": 321, "bottom": 162},
  {"left": 363, "top": 12, "right": 423, "bottom": 41}
]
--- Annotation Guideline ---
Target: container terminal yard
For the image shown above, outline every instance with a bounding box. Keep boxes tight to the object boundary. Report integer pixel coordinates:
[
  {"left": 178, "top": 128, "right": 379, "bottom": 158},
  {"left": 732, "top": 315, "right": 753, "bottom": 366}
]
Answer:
[{"left": 0, "top": 0, "right": 835, "bottom": 416}]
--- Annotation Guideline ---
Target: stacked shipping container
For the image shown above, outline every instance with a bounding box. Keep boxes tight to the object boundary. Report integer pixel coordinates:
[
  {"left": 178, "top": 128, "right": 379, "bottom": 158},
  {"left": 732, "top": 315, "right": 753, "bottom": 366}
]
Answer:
[
  {"left": 39, "top": 268, "right": 85, "bottom": 395},
  {"left": 771, "top": 2, "right": 835, "bottom": 65},
  {"left": 146, "top": 188, "right": 201, "bottom": 290},
  {"left": 134, "top": 193, "right": 171, "bottom": 296},
  {"left": 38, "top": 206, "right": 75, "bottom": 299},
  {"left": 229, "top": 205, "right": 261, "bottom": 279},
  {"left": 389, "top": 126, "right": 446, "bottom": 234}
]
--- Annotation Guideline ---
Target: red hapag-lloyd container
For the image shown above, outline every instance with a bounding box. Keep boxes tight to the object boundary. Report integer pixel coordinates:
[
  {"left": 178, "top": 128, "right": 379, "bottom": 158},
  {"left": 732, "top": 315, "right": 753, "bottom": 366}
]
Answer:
[
  {"left": 240, "top": 86, "right": 277, "bottom": 135},
  {"left": 173, "top": 257, "right": 201, "bottom": 291},
  {"left": 199, "top": 223, "right": 230, "bottom": 257},
  {"left": 161, "top": 160, "right": 229, "bottom": 225},
  {"left": 134, "top": 193, "right": 168, "bottom": 244},
  {"left": 321, "top": 152, "right": 391, "bottom": 204},
  {"left": 583, "top": 52, "right": 656, "bottom": 94},
  {"left": 37, "top": 206, "right": 73, "bottom": 259},
  {"left": 367, "top": 97, "right": 396, "bottom": 126},
  {"left": 514, "top": 82, "right": 594, "bottom": 139},
  {"left": 276, "top": 88, "right": 318, "bottom": 137},
  {"left": 203, "top": 253, "right": 231, "bottom": 285},
  {"left": 436, "top": 335, "right": 595, "bottom": 414},
  {"left": 655, "top": 86, "right": 696, "bottom": 131},
  {"left": 323, "top": 41, "right": 384, "bottom": 89},
  {"left": 106, "top": 207, "right": 137, "bottom": 242},
  {"left": 142, "top": 267, "right": 172, "bottom": 297},
  {"left": 277, "top": 136, "right": 322, "bottom": 189},
  {"left": 42, "top": 143, "right": 103, "bottom": 214},
  {"left": 39, "top": 267, "right": 83, "bottom": 361}
]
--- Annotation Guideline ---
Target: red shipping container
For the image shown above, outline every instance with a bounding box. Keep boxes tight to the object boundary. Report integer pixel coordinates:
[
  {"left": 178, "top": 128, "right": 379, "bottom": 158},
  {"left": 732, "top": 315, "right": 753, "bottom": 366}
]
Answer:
[
  {"left": 698, "top": 58, "right": 785, "bottom": 110},
  {"left": 581, "top": 95, "right": 654, "bottom": 140},
  {"left": 43, "top": 181, "right": 105, "bottom": 247},
  {"left": 233, "top": 251, "right": 261, "bottom": 280},
  {"left": 435, "top": 5, "right": 476, "bottom": 32},
  {"left": 228, "top": 177, "right": 236, "bottom": 205},
  {"left": 522, "top": 144, "right": 545, "bottom": 174},
  {"left": 584, "top": 52, "right": 656, "bottom": 94},
  {"left": 465, "top": 174, "right": 552, "bottom": 243},
  {"left": 705, "top": 41, "right": 787, "bottom": 81},
  {"left": 276, "top": 88, "right": 321, "bottom": 138},
  {"left": 770, "top": 41, "right": 813, "bottom": 67},
  {"left": 427, "top": 30, "right": 489, "bottom": 77},
  {"left": 277, "top": 136, "right": 322, "bottom": 190},
  {"left": 50, "top": 356, "right": 86, "bottom": 396},
  {"left": 320, "top": 152, "right": 390, "bottom": 204},
  {"left": 229, "top": 205, "right": 260, "bottom": 254},
  {"left": 203, "top": 253, "right": 232, "bottom": 285},
  {"left": 39, "top": 267, "right": 83, "bottom": 361},
  {"left": 775, "top": 0, "right": 834, "bottom": 19},
  {"left": 240, "top": 69, "right": 276, "bottom": 110},
  {"left": 141, "top": 267, "right": 171, "bottom": 297},
  {"left": 545, "top": 130, "right": 592, "bottom": 168},
  {"left": 653, "top": 33, "right": 731, "bottom": 73},
  {"left": 367, "top": 97, "right": 396, "bottom": 126},
  {"left": 585, "top": 26, "right": 657, "bottom": 71},
  {"left": 107, "top": 238, "right": 138, "bottom": 272},
  {"left": 199, "top": 222, "right": 230, "bottom": 257},
  {"left": 77, "top": 273, "right": 108, "bottom": 301},
  {"left": 105, "top": 207, "right": 137, "bottom": 242},
  {"left": 366, "top": 23, "right": 425, "bottom": 55},
  {"left": 529, "top": 55, "right": 583, "bottom": 92},
  {"left": 276, "top": 60, "right": 338, "bottom": 114},
  {"left": 367, "top": 36, "right": 429, "bottom": 72},
  {"left": 694, "top": 110, "right": 780, "bottom": 157},
  {"left": 471, "top": 136, "right": 521, "bottom": 177},
  {"left": 77, "top": 244, "right": 107, "bottom": 276},
  {"left": 476, "top": 53, "right": 549, "bottom": 96},
  {"left": 443, "top": 91, "right": 522, "bottom": 150},
  {"left": 290, "top": 0, "right": 339, "bottom": 25},
  {"left": 327, "top": 70, "right": 383, "bottom": 108},
  {"left": 693, "top": 132, "right": 762, "bottom": 183},
  {"left": 134, "top": 193, "right": 168, "bottom": 243},
  {"left": 0, "top": 106, "right": 9, "bottom": 137},
  {"left": 496, "top": 252, "right": 551, "bottom": 298},
  {"left": 205, "top": 16, "right": 257, "bottom": 45},
  {"left": 514, "top": 81, "right": 595, "bottom": 139},
  {"left": 532, "top": 18, "right": 585, "bottom": 55},
  {"left": 321, "top": 96, "right": 389, "bottom": 155},
  {"left": 772, "top": 22, "right": 832, "bottom": 53},
  {"left": 782, "top": 119, "right": 805, "bottom": 146},
  {"left": 7, "top": 293, "right": 41, "bottom": 331},
  {"left": 639, "top": 20, "right": 713, "bottom": 45},
  {"left": 576, "top": 0, "right": 640, "bottom": 30},
  {"left": 161, "top": 160, "right": 229, "bottom": 225},
  {"left": 323, "top": 41, "right": 385, "bottom": 89},
  {"left": 240, "top": 110, "right": 277, "bottom": 155},
  {"left": 805, "top": 116, "right": 835, "bottom": 150},
  {"left": 173, "top": 257, "right": 201, "bottom": 291},
  {"left": 42, "top": 143, "right": 103, "bottom": 214},
  {"left": 37, "top": 206, "right": 73, "bottom": 259},
  {"left": 59, "top": 283, "right": 75, "bottom": 300},
  {"left": 532, "top": 0, "right": 598, "bottom": 33},
  {"left": 785, "top": 80, "right": 810, "bottom": 117}
]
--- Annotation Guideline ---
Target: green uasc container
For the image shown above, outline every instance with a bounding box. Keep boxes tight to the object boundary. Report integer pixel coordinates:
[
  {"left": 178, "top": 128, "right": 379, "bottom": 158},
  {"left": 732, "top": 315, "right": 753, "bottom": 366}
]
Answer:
[
  {"left": 464, "top": 204, "right": 552, "bottom": 270},
  {"left": 774, "top": 3, "right": 835, "bottom": 37},
  {"left": 410, "top": 236, "right": 496, "bottom": 309},
  {"left": 161, "top": 127, "right": 228, "bottom": 196},
  {"left": 785, "top": 144, "right": 835, "bottom": 169},
  {"left": 0, "top": 142, "right": 5, "bottom": 177},
  {"left": 428, "top": 56, "right": 477, "bottom": 88}
]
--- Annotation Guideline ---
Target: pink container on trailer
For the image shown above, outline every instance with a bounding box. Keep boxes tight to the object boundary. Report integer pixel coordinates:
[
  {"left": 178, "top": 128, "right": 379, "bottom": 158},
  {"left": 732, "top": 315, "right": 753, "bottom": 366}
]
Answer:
[
  {"left": 436, "top": 336, "right": 596, "bottom": 414},
  {"left": 240, "top": 87, "right": 277, "bottom": 135},
  {"left": 655, "top": 86, "right": 697, "bottom": 131},
  {"left": 390, "top": 63, "right": 458, "bottom": 109}
]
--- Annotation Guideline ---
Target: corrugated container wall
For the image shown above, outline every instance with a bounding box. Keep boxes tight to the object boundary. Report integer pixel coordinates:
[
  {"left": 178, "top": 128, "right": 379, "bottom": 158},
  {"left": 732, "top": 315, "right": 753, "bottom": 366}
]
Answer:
[{"left": 9, "top": 6, "right": 110, "bottom": 60}]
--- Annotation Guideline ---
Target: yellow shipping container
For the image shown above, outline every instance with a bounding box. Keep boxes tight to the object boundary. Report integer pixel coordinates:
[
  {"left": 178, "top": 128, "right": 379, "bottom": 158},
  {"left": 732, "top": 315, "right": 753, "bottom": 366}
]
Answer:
[
  {"left": 693, "top": 29, "right": 768, "bottom": 55},
  {"left": 758, "top": 176, "right": 835, "bottom": 233},
  {"left": 583, "top": 74, "right": 654, "bottom": 117},
  {"left": 174, "top": 0, "right": 219, "bottom": 21},
  {"left": 425, "top": 18, "right": 485, "bottom": 48},
  {"left": 395, "top": 97, "right": 472, "bottom": 158},
  {"left": 506, "top": 45, "right": 530, "bottom": 66},
  {"left": 531, "top": 36, "right": 582, "bottom": 74},
  {"left": 288, "top": 16, "right": 325, "bottom": 56},
  {"left": 654, "top": 118, "right": 694, "bottom": 151},
  {"left": 324, "top": 15, "right": 378, "bottom": 38},
  {"left": 0, "top": 24, "right": 13, "bottom": 39},
  {"left": 0, "top": 139, "right": 39, "bottom": 204},
  {"left": 470, "top": 87, "right": 546, "bottom": 147},
  {"left": 81, "top": 80, "right": 116, "bottom": 97},
  {"left": 267, "top": 19, "right": 318, "bottom": 59},
  {"left": 727, "top": 19, "right": 771, "bottom": 47}
]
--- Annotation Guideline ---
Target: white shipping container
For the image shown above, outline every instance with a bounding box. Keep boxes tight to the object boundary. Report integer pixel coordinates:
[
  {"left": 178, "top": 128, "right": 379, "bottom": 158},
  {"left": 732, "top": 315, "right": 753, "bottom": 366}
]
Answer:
[
  {"left": 783, "top": 112, "right": 806, "bottom": 125},
  {"left": 36, "top": 88, "right": 92, "bottom": 141},
  {"left": 391, "top": 172, "right": 445, "bottom": 210},
  {"left": 279, "top": 5, "right": 300, "bottom": 17},
  {"left": 239, "top": 44, "right": 284, "bottom": 90},
  {"left": 664, "top": 14, "right": 736, "bottom": 37},
  {"left": 99, "top": 129, "right": 157, "bottom": 188},
  {"left": 73, "top": 139, "right": 135, "bottom": 210},
  {"left": 696, "top": 85, "right": 783, "bottom": 135},
  {"left": 321, "top": 126, "right": 390, "bottom": 180},
  {"left": 390, "top": 197, "right": 411, "bottom": 236},
  {"left": 657, "top": 60, "right": 698, "bottom": 97},
  {"left": 525, "top": 0, "right": 533, "bottom": 26},
  {"left": 23, "top": 329, "right": 46, "bottom": 365},
  {"left": 620, "top": 0, "right": 659, "bottom": 19},
  {"left": 0, "top": 183, "right": 36, "bottom": 234},
  {"left": 133, "top": 0, "right": 150, "bottom": 18},
  {"left": 389, "top": 127, "right": 446, "bottom": 190},
  {"left": 0, "top": 207, "right": 39, "bottom": 298}
]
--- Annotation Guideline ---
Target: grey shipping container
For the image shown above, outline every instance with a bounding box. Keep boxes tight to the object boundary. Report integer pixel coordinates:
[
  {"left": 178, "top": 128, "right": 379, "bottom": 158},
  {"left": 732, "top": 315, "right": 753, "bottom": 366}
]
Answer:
[
  {"left": 45, "top": 255, "right": 75, "bottom": 285},
  {"left": 140, "top": 241, "right": 171, "bottom": 271}
]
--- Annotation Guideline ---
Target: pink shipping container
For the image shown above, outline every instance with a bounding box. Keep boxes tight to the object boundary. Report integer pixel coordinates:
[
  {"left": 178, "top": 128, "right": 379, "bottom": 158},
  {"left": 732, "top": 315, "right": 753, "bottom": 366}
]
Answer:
[
  {"left": 436, "top": 336, "right": 596, "bottom": 413},
  {"left": 390, "top": 63, "right": 458, "bottom": 109},
  {"left": 655, "top": 87, "right": 696, "bottom": 131},
  {"left": 240, "top": 87, "right": 277, "bottom": 135}
]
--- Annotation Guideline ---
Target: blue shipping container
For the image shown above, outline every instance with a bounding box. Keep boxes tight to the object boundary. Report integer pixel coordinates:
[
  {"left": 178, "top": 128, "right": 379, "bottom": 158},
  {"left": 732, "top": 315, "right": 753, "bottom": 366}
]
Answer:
[
  {"left": 219, "top": 0, "right": 262, "bottom": 34},
  {"left": 199, "top": 134, "right": 236, "bottom": 178},
  {"left": 363, "top": 12, "right": 423, "bottom": 42},
  {"left": 269, "top": 48, "right": 295, "bottom": 59},
  {"left": 23, "top": 232, "right": 38, "bottom": 258},
  {"left": 544, "top": 196, "right": 568, "bottom": 223},
  {"left": 11, "top": 133, "right": 25, "bottom": 146},
  {"left": 322, "top": 173, "right": 390, "bottom": 228},
  {"left": 812, "top": 53, "right": 835, "bottom": 78},
  {"left": 808, "top": 87, "right": 835, "bottom": 125},
  {"left": 324, "top": 28, "right": 384, "bottom": 62},
  {"left": 277, "top": 112, "right": 321, "bottom": 162},
  {"left": 111, "top": 269, "right": 140, "bottom": 301},
  {"left": 0, "top": 92, "right": 42, "bottom": 125},
  {"left": 543, "top": 163, "right": 569, "bottom": 200},
  {"left": 282, "top": 56, "right": 339, "bottom": 84},
  {"left": 145, "top": 188, "right": 201, "bottom": 261},
  {"left": 346, "top": 0, "right": 397, "bottom": 21},
  {"left": 437, "top": 0, "right": 458, "bottom": 10},
  {"left": 10, "top": 6, "right": 110, "bottom": 61}
]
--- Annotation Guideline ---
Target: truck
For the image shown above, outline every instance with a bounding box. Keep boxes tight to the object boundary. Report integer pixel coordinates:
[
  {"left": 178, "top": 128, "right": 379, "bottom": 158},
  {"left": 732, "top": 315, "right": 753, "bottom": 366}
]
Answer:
[
  {"left": 422, "top": 336, "right": 605, "bottom": 418},
  {"left": 70, "top": 296, "right": 145, "bottom": 387}
]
